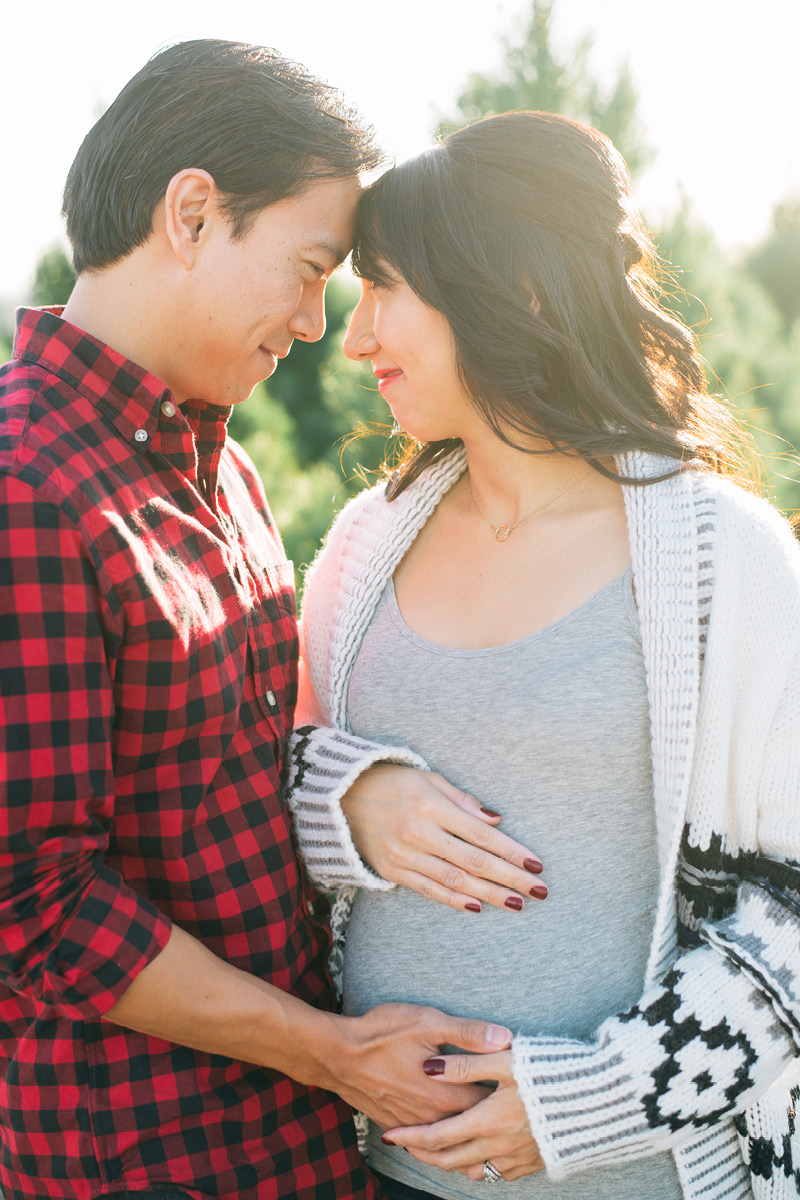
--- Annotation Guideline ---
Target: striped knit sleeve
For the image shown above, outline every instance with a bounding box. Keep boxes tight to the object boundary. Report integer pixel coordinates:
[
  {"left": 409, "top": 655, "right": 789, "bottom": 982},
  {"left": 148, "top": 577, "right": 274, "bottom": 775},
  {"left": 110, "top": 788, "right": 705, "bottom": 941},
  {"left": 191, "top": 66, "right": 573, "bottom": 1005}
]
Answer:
[
  {"left": 511, "top": 875, "right": 800, "bottom": 1179},
  {"left": 286, "top": 725, "right": 429, "bottom": 890}
]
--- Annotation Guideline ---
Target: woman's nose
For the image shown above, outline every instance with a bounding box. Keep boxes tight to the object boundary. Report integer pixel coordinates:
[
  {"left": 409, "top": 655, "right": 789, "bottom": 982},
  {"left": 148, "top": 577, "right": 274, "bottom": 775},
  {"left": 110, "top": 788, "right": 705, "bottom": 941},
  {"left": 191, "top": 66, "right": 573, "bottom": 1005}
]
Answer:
[{"left": 343, "top": 289, "right": 378, "bottom": 360}]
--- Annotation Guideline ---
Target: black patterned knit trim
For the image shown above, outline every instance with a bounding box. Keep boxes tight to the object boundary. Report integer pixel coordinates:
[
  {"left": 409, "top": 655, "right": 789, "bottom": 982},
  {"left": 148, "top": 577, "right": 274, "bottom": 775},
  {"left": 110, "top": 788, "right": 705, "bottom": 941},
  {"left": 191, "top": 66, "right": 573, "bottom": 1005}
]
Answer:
[{"left": 735, "top": 1084, "right": 800, "bottom": 1186}]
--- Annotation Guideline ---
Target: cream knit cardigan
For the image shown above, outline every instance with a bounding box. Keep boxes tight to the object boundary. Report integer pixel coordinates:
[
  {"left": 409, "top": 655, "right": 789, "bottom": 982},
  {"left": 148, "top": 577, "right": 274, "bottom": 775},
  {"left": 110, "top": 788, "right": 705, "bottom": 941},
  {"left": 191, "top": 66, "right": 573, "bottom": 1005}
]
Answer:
[{"left": 288, "top": 448, "right": 800, "bottom": 1199}]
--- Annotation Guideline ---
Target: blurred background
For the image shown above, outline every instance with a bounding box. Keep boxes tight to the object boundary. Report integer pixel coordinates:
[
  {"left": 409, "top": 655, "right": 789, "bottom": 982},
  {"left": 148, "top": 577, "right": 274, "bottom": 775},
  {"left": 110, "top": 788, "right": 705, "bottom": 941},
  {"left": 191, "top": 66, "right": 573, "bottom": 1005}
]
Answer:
[{"left": 2, "top": 0, "right": 799, "bottom": 572}]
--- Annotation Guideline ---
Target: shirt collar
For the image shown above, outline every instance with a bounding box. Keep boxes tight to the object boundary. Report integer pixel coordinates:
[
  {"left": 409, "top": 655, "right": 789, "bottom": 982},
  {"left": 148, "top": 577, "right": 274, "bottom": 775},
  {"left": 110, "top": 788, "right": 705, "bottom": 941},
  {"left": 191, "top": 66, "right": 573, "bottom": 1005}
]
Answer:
[{"left": 13, "top": 306, "right": 232, "bottom": 466}]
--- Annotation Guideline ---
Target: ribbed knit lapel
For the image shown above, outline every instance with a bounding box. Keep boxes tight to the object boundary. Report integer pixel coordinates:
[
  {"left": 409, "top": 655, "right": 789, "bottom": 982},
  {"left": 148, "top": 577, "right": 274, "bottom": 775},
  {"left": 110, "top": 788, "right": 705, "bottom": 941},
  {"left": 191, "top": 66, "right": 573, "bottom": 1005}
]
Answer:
[
  {"left": 329, "top": 448, "right": 469, "bottom": 729},
  {"left": 620, "top": 451, "right": 700, "bottom": 987}
]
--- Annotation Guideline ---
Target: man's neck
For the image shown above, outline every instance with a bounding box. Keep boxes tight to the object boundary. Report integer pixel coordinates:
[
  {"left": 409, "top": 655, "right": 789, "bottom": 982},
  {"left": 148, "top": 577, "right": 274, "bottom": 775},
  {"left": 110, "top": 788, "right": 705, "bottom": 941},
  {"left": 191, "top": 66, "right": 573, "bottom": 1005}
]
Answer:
[{"left": 63, "top": 260, "right": 176, "bottom": 393}]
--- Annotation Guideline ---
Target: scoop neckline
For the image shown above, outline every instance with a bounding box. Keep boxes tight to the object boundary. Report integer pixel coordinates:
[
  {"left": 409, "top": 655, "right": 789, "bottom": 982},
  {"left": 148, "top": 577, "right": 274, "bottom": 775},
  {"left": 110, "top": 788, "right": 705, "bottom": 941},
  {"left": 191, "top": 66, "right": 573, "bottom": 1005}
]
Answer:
[{"left": 386, "top": 564, "right": 635, "bottom": 657}]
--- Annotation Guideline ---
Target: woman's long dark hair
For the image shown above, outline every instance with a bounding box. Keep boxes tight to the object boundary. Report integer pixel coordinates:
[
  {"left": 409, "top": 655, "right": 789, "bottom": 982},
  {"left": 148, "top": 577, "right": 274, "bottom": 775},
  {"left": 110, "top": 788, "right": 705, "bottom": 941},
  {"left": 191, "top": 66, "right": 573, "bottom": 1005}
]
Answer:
[{"left": 351, "top": 111, "right": 754, "bottom": 498}]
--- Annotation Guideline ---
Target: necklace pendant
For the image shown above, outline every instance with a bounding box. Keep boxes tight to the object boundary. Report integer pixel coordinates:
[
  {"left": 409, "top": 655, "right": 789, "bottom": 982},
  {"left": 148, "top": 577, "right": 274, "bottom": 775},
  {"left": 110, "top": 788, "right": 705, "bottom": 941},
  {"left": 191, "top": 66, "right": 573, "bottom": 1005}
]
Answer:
[{"left": 494, "top": 525, "right": 513, "bottom": 542}]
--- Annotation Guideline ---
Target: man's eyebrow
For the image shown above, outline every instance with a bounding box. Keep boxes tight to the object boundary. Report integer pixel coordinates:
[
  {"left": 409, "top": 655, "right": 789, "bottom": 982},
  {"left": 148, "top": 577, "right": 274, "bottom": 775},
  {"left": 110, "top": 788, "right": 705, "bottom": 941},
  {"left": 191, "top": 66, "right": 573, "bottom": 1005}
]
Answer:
[{"left": 307, "top": 239, "right": 349, "bottom": 267}]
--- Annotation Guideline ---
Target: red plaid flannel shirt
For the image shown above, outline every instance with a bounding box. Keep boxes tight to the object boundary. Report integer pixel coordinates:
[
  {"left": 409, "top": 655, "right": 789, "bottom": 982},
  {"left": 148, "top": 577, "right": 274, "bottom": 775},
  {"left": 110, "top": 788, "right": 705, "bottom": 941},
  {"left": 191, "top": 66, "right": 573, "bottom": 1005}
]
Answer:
[{"left": 0, "top": 308, "right": 377, "bottom": 1200}]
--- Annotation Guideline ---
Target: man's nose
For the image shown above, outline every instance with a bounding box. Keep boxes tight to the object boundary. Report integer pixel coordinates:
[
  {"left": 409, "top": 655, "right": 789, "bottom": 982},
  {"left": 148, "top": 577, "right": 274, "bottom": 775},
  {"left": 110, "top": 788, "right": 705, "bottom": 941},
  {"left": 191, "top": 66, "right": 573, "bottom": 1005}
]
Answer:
[
  {"left": 292, "top": 287, "right": 327, "bottom": 344},
  {"left": 343, "top": 293, "right": 378, "bottom": 360}
]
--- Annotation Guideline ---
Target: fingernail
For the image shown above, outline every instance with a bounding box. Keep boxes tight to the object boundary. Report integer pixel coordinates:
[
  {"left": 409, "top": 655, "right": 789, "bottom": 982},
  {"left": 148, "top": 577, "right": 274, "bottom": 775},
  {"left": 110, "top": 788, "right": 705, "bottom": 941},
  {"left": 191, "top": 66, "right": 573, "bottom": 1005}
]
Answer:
[
  {"left": 423, "top": 1057, "right": 446, "bottom": 1076},
  {"left": 487, "top": 1024, "right": 512, "bottom": 1048},
  {"left": 465, "top": 901, "right": 481, "bottom": 912},
  {"left": 523, "top": 857, "right": 543, "bottom": 874},
  {"left": 380, "top": 1136, "right": 397, "bottom": 1145},
  {"left": 480, "top": 806, "right": 502, "bottom": 818},
  {"left": 530, "top": 884, "right": 548, "bottom": 899},
  {"left": 505, "top": 896, "right": 523, "bottom": 911}
]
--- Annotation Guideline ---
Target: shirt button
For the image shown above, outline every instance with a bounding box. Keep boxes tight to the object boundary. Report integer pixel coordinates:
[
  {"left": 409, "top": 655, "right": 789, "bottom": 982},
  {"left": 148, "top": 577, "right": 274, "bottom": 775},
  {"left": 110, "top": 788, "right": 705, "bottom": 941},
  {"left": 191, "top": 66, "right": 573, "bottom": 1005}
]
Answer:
[
  {"left": 265, "top": 690, "right": 277, "bottom": 708},
  {"left": 134, "top": 428, "right": 148, "bottom": 443},
  {"left": 161, "top": 400, "right": 176, "bottom": 418},
  {"left": 306, "top": 900, "right": 316, "bottom": 917}
]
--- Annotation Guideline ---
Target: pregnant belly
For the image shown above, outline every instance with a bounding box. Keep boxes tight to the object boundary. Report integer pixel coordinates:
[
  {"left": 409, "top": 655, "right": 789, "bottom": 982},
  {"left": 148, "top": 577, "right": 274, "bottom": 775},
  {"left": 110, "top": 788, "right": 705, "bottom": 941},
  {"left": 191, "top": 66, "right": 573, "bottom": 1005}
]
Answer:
[{"left": 342, "top": 868, "right": 659, "bottom": 1040}]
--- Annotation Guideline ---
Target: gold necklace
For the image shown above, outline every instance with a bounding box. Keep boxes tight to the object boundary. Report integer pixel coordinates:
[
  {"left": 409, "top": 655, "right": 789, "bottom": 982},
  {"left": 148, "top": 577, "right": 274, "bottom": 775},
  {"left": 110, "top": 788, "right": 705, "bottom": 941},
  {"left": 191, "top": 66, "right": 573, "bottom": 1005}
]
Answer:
[{"left": 467, "top": 474, "right": 582, "bottom": 542}]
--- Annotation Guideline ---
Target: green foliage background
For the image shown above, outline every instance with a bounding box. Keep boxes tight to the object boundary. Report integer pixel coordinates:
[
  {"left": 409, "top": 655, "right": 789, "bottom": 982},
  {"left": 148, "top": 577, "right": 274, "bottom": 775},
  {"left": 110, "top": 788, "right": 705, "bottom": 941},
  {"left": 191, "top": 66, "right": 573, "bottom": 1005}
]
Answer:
[{"left": 4, "top": 0, "right": 799, "bottom": 579}]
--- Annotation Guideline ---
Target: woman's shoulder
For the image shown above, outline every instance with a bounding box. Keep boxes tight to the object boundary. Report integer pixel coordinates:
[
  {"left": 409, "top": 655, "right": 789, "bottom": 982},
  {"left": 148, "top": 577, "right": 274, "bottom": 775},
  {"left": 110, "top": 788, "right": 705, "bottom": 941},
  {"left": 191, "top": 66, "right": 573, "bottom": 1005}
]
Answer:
[
  {"left": 691, "top": 470, "right": 798, "bottom": 551},
  {"left": 690, "top": 469, "right": 800, "bottom": 600},
  {"left": 304, "top": 479, "right": 396, "bottom": 595}
]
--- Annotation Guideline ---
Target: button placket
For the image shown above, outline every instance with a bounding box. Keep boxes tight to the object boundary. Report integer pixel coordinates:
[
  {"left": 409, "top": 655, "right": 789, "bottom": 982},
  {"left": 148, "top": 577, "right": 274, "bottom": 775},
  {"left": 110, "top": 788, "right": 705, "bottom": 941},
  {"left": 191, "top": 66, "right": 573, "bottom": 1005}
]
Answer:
[{"left": 246, "top": 610, "right": 284, "bottom": 733}]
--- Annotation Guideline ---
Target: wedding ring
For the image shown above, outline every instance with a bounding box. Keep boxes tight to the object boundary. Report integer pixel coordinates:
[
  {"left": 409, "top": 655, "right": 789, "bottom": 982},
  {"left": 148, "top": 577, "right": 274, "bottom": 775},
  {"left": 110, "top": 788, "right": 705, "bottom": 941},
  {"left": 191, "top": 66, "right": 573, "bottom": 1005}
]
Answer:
[{"left": 483, "top": 1160, "right": 503, "bottom": 1183}]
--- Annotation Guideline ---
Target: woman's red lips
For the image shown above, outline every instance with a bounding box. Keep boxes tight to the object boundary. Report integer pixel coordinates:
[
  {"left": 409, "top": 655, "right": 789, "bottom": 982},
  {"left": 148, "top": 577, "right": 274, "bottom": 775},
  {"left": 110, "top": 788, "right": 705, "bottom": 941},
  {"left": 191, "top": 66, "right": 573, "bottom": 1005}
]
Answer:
[{"left": 375, "top": 368, "right": 403, "bottom": 390}]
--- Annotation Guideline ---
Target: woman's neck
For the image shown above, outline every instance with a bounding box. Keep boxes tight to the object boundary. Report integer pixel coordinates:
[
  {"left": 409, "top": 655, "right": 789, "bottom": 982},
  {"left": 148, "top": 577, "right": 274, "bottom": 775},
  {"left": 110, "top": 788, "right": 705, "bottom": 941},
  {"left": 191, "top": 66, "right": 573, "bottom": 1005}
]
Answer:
[{"left": 459, "top": 433, "right": 602, "bottom": 527}]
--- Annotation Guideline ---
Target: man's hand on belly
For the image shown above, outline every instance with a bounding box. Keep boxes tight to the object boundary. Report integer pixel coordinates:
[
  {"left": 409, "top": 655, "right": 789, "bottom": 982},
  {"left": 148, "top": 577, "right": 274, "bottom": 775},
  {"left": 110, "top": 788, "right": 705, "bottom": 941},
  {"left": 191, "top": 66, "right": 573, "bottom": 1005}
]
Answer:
[{"left": 316, "top": 1002, "right": 511, "bottom": 1129}]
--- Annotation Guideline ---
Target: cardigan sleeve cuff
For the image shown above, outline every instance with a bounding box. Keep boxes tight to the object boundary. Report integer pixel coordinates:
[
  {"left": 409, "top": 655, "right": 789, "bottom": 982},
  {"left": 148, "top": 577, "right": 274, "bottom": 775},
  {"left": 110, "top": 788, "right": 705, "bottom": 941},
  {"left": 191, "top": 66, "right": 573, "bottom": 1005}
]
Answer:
[
  {"left": 510, "top": 938, "right": 796, "bottom": 1180},
  {"left": 510, "top": 1028, "right": 669, "bottom": 1181},
  {"left": 287, "top": 724, "right": 429, "bottom": 890}
]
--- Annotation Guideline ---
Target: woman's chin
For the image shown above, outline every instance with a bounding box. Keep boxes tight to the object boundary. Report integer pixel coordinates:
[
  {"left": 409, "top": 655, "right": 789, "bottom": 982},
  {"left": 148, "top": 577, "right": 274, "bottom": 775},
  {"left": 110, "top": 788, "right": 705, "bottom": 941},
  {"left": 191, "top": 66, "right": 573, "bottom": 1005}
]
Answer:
[{"left": 392, "top": 417, "right": 459, "bottom": 443}]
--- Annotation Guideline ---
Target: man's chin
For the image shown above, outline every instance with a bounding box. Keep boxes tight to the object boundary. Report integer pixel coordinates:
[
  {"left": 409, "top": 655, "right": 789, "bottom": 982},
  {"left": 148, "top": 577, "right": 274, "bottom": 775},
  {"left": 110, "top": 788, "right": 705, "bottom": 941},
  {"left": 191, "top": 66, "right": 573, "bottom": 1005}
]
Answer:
[
  {"left": 258, "top": 347, "right": 279, "bottom": 377},
  {"left": 221, "top": 372, "right": 275, "bottom": 407}
]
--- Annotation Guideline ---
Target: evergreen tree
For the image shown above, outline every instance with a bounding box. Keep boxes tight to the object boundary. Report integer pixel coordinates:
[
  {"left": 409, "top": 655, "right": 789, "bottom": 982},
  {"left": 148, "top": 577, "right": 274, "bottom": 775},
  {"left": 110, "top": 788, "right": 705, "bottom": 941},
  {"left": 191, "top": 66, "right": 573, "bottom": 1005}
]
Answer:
[
  {"left": 438, "top": 0, "right": 652, "bottom": 176},
  {"left": 658, "top": 201, "right": 800, "bottom": 511},
  {"left": 746, "top": 199, "right": 800, "bottom": 332}
]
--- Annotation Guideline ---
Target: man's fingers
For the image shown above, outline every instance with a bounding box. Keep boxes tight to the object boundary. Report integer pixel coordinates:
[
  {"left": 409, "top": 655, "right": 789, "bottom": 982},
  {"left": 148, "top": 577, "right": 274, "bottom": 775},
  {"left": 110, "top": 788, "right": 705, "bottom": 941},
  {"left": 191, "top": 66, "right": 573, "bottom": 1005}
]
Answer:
[{"left": 454, "top": 1023, "right": 512, "bottom": 1056}]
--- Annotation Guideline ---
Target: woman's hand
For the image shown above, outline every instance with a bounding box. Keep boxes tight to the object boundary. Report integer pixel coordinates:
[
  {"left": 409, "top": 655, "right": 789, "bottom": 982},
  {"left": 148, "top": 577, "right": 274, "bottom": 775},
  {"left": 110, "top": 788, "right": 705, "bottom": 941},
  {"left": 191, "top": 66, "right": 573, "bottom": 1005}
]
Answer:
[
  {"left": 381, "top": 1049, "right": 544, "bottom": 1183},
  {"left": 340, "top": 764, "right": 547, "bottom": 912}
]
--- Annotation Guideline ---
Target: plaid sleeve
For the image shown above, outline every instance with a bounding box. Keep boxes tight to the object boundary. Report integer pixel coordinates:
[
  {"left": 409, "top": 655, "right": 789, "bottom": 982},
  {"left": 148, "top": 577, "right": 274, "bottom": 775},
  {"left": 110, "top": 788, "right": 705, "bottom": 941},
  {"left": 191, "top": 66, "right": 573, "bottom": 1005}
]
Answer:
[{"left": 0, "top": 471, "right": 172, "bottom": 1020}]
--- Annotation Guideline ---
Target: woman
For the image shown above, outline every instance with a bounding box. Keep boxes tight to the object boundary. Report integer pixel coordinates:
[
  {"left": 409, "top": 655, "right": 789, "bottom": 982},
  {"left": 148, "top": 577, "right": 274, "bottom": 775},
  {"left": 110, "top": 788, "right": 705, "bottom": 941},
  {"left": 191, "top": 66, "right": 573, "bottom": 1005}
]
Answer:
[{"left": 288, "top": 112, "right": 800, "bottom": 1199}]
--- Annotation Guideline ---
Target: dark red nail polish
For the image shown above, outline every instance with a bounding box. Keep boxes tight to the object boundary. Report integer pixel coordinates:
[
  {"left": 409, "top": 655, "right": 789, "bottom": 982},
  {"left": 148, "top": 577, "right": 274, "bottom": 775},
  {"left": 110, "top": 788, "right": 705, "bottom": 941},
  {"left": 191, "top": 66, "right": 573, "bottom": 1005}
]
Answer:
[
  {"left": 480, "top": 806, "right": 502, "bottom": 818},
  {"left": 523, "top": 858, "right": 543, "bottom": 874},
  {"left": 530, "top": 884, "right": 548, "bottom": 899},
  {"left": 505, "top": 896, "right": 523, "bottom": 911},
  {"left": 380, "top": 1136, "right": 397, "bottom": 1145},
  {"left": 465, "top": 901, "right": 481, "bottom": 912},
  {"left": 423, "top": 1057, "right": 446, "bottom": 1076}
]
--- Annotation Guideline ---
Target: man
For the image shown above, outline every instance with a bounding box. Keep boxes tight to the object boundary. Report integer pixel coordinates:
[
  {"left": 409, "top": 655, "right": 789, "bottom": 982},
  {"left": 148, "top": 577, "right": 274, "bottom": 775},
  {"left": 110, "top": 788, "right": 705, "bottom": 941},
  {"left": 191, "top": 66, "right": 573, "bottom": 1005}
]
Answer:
[{"left": 0, "top": 40, "right": 509, "bottom": 1200}]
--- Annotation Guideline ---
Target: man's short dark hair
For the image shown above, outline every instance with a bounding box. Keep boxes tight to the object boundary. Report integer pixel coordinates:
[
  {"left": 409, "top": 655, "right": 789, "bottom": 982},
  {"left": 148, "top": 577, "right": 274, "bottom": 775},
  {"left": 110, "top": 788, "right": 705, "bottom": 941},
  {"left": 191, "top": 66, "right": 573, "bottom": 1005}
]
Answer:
[{"left": 63, "top": 38, "right": 383, "bottom": 274}]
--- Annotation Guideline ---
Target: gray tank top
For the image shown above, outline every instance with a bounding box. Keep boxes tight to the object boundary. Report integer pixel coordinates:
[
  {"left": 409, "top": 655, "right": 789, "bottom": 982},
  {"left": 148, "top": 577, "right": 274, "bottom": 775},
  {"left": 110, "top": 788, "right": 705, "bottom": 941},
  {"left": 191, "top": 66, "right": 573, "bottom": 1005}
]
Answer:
[{"left": 343, "top": 567, "right": 682, "bottom": 1198}]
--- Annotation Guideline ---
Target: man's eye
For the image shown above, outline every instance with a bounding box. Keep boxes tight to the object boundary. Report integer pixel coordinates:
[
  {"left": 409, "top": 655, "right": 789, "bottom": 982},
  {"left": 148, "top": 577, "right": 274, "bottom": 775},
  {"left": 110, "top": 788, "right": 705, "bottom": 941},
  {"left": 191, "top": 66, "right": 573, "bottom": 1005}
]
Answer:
[{"left": 308, "top": 263, "right": 329, "bottom": 281}]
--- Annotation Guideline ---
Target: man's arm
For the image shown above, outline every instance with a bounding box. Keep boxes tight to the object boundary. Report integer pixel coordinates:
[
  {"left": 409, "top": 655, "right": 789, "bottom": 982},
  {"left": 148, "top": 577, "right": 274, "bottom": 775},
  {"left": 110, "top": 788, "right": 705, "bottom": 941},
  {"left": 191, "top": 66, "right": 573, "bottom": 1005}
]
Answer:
[
  {"left": 0, "top": 474, "right": 173, "bottom": 1018},
  {"left": 106, "top": 922, "right": 511, "bottom": 1130}
]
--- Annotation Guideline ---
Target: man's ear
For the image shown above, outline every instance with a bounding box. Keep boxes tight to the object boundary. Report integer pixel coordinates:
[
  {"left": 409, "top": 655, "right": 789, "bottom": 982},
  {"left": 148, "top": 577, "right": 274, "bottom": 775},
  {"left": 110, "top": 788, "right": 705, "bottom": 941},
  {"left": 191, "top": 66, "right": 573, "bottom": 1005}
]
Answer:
[{"left": 163, "top": 169, "right": 219, "bottom": 269}]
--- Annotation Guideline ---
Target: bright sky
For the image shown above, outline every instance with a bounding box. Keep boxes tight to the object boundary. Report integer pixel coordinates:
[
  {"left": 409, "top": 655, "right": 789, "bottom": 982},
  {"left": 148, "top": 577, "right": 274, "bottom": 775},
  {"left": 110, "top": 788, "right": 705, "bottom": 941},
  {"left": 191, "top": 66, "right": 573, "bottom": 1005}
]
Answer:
[{"left": 2, "top": 0, "right": 798, "bottom": 301}]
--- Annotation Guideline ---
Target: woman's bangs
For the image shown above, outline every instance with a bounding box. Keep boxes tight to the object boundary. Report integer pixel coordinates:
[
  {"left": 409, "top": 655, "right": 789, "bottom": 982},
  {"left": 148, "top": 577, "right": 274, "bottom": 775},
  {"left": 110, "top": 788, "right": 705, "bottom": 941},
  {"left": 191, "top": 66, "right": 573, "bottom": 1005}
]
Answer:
[{"left": 351, "top": 195, "right": 396, "bottom": 286}]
